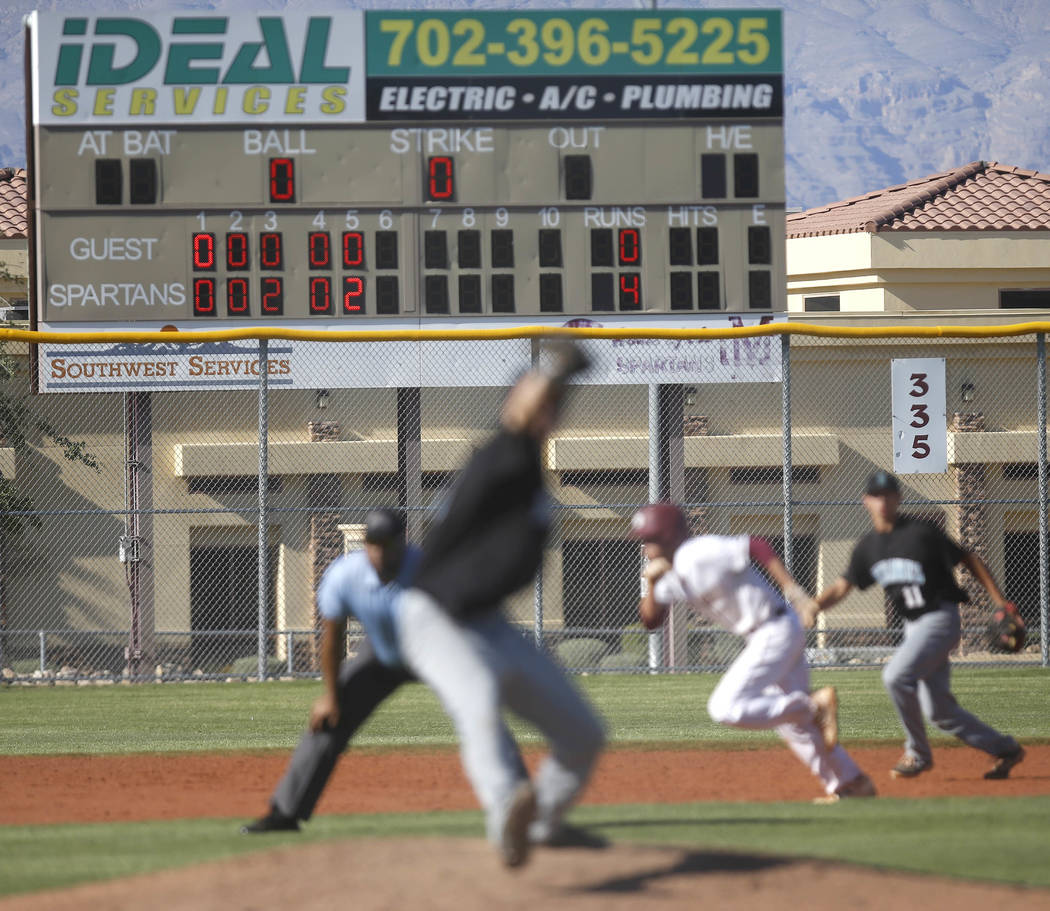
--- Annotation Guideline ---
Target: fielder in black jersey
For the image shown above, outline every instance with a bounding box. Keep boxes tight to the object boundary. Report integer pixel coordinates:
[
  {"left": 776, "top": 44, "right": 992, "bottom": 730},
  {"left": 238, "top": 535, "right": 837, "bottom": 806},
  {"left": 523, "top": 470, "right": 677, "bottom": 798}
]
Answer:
[{"left": 808, "top": 471, "right": 1025, "bottom": 781}]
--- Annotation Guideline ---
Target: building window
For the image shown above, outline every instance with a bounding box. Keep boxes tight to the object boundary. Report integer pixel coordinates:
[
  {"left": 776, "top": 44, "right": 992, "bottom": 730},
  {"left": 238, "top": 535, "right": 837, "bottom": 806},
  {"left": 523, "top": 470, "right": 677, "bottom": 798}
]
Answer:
[
  {"left": 999, "top": 289, "right": 1050, "bottom": 309},
  {"left": 804, "top": 295, "right": 840, "bottom": 312},
  {"left": 561, "top": 537, "right": 639, "bottom": 645},
  {"left": 729, "top": 466, "right": 821, "bottom": 485}
]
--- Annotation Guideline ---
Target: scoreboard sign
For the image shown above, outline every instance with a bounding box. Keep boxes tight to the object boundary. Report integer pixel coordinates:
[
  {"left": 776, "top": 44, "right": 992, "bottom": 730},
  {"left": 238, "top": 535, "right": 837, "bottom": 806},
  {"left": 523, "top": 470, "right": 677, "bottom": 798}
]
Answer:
[{"left": 27, "top": 9, "right": 784, "bottom": 351}]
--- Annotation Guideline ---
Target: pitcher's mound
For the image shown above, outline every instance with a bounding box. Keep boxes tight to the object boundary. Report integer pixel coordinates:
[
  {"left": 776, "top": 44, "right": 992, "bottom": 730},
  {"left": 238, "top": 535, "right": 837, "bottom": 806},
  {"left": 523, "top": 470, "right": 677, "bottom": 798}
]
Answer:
[{"left": 2, "top": 837, "right": 1045, "bottom": 911}]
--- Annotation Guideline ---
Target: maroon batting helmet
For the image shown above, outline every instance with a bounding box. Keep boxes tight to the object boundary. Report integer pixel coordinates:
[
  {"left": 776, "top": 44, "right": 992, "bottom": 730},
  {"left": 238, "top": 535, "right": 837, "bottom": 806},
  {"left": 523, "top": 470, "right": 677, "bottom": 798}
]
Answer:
[{"left": 629, "top": 502, "right": 689, "bottom": 547}]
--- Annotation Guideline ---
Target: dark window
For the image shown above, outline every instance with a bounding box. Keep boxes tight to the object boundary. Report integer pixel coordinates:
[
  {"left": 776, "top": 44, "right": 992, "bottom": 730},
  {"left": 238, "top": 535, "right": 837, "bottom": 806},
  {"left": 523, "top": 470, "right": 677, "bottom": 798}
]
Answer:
[
  {"left": 1003, "top": 532, "right": 1038, "bottom": 631},
  {"left": 491, "top": 230, "right": 514, "bottom": 268},
  {"left": 591, "top": 273, "right": 614, "bottom": 311},
  {"left": 424, "top": 275, "right": 449, "bottom": 313},
  {"left": 539, "top": 229, "right": 563, "bottom": 267},
  {"left": 375, "top": 231, "right": 399, "bottom": 269},
  {"left": 539, "top": 274, "right": 563, "bottom": 312},
  {"left": 491, "top": 274, "right": 515, "bottom": 312},
  {"left": 698, "top": 271, "right": 720, "bottom": 310},
  {"left": 95, "top": 159, "right": 122, "bottom": 204},
  {"left": 749, "top": 270, "right": 772, "bottom": 309},
  {"left": 457, "top": 230, "right": 482, "bottom": 269},
  {"left": 188, "top": 477, "right": 283, "bottom": 495},
  {"left": 668, "top": 227, "right": 692, "bottom": 265},
  {"left": 669, "top": 272, "right": 693, "bottom": 310},
  {"left": 701, "top": 154, "right": 726, "bottom": 198},
  {"left": 1002, "top": 462, "right": 1049, "bottom": 481},
  {"left": 1000, "top": 289, "right": 1050, "bottom": 309},
  {"left": 458, "top": 274, "right": 482, "bottom": 313},
  {"left": 189, "top": 545, "right": 276, "bottom": 672},
  {"left": 562, "top": 538, "right": 640, "bottom": 647},
  {"left": 805, "top": 295, "right": 840, "bottom": 312},
  {"left": 424, "top": 231, "right": 447, "bottom": 269},
  {"left": 129, "top": 158, "right": 157, "bottom": 204},
  {"left": 564, "top": 155, "right": 592, "bottom": 199},
  {"left": 728, "top": 466, "right": 821, "bottom": 485},
  {"left": 734, "top": 153, "right": 759, "bottom": 197},
  {"left": 748, "top": 226, "right": 771, "bottom": 264},
  {"left": 697, "top": 227, "right": 719, "bottom": 265},
  {"left": 376, "top": 276, "right": 399, "bottom": 314},
  {"left": 590, "top": 229, "right": 614, "bottom": 267},
  {"left": 559, "top": 469, "right": 649, "bottom": 487}
]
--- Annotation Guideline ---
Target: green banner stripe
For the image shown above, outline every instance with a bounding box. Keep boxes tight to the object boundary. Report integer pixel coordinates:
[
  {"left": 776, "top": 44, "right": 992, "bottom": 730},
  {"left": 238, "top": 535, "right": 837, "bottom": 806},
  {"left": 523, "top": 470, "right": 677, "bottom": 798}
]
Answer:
[{"left": 365, "top": 9, "right": 782, "bottom": 77}]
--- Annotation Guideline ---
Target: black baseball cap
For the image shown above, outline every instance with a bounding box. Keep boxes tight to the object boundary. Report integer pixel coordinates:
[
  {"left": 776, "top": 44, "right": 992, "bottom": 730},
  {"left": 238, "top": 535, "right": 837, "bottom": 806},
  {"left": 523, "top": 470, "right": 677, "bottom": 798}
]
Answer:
[
  {"left": 864, "top": 470, "right": 900, "bottom": 496},
  {"left": 364, "top": 508, "right": 406, "bottom": 544}
]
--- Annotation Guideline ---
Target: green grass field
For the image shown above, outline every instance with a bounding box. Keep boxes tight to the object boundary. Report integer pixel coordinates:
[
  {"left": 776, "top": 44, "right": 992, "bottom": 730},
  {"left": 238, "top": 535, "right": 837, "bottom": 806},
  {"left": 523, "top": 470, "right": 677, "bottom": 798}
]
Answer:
[{"left": 2, "top": 667, "right": 1049, "bottom": 897}]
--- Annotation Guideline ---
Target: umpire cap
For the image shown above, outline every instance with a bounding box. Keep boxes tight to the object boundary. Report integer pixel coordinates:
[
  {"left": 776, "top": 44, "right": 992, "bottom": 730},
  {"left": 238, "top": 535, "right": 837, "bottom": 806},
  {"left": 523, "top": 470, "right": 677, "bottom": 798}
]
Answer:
[
  {"left": 629, "top": 502, "right": 689, "bottom": 546},
  {"left": 364, "top": 508, "right": 406, "bottom": 544},
  {"left": 864, "top": 470, "right": 900, "bottom": 496}
]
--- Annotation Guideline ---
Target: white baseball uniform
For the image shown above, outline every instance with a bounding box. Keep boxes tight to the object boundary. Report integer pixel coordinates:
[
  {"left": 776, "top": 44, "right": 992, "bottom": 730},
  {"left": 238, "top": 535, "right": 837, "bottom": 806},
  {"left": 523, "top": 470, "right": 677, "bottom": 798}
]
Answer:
[{"left": 653, "top": 534, "right": 861, "bottom": 795}]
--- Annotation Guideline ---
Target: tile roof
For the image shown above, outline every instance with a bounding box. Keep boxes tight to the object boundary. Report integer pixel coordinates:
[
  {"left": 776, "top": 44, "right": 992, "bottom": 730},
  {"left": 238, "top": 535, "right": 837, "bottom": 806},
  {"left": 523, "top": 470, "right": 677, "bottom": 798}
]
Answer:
[
  {"left": 786, "top": 161, "right": 1050, "bottom": 237},
  {"left": 0, "top": 168, "right": 27, "bottom": 239}
]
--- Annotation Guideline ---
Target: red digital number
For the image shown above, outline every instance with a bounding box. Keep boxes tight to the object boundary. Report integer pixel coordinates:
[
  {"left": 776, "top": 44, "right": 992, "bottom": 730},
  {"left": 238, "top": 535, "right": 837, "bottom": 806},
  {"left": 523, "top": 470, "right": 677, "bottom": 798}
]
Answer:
[
  {"left": 310, "top": 276, "right": 332, "bottom": 313},
  {"left": 226, "top": 232, "right": 249, "bottom": 269},
  {"left": 342, "top": 231, "right": 364, "bottom": 267},
  {"left": 261, "top": 277, "right": 284, "bottom": 315},
  {"left": 260, "top": 232, "right": 283, "bottom": 270},
  {"left": 343, "top": 276, "right": 365, "bottom": 313},
  {"left": 227, "top": 278, "right": 249, "bottom": 314},
  {"left": 269, "top": 158, "right": 295, "bottom": 202},
  {"left": 308, "top": 232, "right": 331, "bottom": 269},
  {"left": 192, "top": 233, "right": 215, "bottom": 271},
  {"left": 619, "top": 273, "right": 641, "bottom": 308},
  {"left": 428, "top": 156, "right": 454, "bottom": 200},
  {"left": 618, "top": 228, "right": 640, "bottom": 265},
  {"left": 193, "top": 278, "right": 216, "bottom": 315}
]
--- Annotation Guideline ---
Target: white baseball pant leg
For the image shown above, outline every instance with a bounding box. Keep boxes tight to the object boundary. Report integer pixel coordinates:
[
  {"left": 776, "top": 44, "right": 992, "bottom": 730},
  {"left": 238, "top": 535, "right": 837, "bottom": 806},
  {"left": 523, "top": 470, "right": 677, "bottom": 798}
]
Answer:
[{"left": 707, "top": 610, "right": 861, "bottom": 795}]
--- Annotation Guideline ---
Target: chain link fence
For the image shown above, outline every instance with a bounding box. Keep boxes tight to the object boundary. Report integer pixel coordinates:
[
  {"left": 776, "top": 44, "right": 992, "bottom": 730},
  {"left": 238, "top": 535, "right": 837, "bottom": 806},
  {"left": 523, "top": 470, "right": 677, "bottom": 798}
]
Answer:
[{"left": 1, "top": 325, "right": 1047, "bottom": 683}]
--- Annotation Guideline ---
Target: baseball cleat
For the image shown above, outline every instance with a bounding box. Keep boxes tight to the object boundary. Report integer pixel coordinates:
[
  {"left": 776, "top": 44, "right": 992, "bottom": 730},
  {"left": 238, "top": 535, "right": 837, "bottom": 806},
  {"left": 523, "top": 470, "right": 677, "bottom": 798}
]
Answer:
[
  {"left": 240, "top": 809, "right": 300, "bottom": 834},
  {"left": 984, "top": 745, "right": 1025, "bottom": 780},
  {"left": 531, "top": 822, "right": 610, "bottom": 849},
  {"left": 810, "top": 686, "right": 839, "bottom": 750},
  {"left": 498, "top": 780, "right": 537, "bottom": 869},
  {"left": 813, "top": 772, "right": 878, "bottom": 804},
  {"left": 889, "top": 754, "right": 933, "bottom": 779}
]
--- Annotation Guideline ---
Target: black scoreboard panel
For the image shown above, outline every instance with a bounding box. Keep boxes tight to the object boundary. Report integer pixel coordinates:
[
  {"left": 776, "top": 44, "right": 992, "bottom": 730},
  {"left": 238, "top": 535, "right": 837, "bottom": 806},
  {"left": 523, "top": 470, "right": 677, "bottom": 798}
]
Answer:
[{"left": 36, "top": 123, "right": 783, "bottom": 321}]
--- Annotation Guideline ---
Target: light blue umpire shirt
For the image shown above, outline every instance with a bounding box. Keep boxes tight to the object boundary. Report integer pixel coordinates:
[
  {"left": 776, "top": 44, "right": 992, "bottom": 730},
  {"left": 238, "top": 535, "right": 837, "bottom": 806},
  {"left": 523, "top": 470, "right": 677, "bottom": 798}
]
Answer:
[{"left": 316, "top": 545, "right": 422, "bottom": 668}]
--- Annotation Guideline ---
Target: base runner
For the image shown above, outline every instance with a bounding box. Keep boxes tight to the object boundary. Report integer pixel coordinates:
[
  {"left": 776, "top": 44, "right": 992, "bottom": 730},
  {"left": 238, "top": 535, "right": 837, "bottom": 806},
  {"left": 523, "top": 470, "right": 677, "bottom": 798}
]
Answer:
[{"left": 631, "top": 503, "right": 876, "bottom": 804}]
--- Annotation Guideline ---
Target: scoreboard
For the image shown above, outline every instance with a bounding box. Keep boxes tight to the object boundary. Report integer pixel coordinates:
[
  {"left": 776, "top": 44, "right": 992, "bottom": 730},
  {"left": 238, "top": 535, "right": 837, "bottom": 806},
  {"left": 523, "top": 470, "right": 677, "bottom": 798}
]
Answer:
[{"left": 27, "top": 9, "right": 784, "bottom": 329}]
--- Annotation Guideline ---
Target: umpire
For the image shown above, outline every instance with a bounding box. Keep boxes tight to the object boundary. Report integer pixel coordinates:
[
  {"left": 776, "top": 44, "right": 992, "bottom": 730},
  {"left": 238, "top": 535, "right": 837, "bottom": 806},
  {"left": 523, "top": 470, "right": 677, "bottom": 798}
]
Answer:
[
  {"left": 242, "top": 508, "right": 419, "bottom": 832},
  {"left": 807, "top": 471, "right": 1025, "bottom": 781}
]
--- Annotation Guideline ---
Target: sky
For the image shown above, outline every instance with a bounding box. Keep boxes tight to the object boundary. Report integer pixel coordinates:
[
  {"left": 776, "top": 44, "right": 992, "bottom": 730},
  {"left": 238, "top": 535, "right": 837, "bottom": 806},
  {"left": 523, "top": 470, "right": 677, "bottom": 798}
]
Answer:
[{"left": 4, "top": 0, "right": 1049, "bottom": 209}]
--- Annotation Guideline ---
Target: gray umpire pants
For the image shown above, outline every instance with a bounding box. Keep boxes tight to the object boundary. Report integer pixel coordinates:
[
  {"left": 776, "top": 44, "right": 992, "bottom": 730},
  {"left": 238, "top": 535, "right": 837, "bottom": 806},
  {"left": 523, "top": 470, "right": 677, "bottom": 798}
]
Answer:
[
  {"left": 271, "top": 638, "right": 410, "bottom": 820},
  {"left": 397, "top": 589, "right": 606, "bottom": 845},
  {"left": 881, "top": 603, "right": 1019, "bottom": 764}
]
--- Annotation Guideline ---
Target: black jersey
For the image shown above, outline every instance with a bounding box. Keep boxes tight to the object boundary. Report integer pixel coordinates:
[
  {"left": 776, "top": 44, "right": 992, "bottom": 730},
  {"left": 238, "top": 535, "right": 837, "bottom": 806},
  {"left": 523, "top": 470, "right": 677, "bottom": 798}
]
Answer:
[
  {"left": 415, "top": 429, "right": 550, "bottom": 619},
  {"left": 844, "top": 515, "right": 968, "bottom": 619}
]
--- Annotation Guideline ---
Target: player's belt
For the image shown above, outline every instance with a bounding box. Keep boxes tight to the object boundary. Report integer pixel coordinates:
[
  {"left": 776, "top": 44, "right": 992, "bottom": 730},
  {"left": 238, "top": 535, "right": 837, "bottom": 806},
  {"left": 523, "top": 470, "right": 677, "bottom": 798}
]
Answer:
[{"left": 744, "top": 603, "right": 787, "bottom": 636}]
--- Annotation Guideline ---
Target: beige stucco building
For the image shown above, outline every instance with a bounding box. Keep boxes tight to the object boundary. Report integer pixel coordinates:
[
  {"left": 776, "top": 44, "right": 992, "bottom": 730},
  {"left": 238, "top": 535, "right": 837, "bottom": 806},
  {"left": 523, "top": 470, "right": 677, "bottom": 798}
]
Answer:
[{"left": 2, "top": 160, "right": 1048, "bottom": 674}]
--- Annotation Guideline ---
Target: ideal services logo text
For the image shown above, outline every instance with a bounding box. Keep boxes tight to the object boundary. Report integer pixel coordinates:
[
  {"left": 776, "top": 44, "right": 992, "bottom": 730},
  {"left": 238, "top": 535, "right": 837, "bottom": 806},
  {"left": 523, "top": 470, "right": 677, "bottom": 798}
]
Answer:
[{"left": 31, "top": 11, "right": 368, "bottom": 125}]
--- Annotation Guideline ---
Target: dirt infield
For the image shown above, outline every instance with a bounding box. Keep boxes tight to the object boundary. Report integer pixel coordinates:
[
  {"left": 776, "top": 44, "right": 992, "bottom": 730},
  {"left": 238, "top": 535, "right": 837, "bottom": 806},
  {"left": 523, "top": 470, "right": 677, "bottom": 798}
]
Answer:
[
  {"left": 3, "top": 745, "right": 1048, "bottom": 910},
  {"left": 2, "top": 744, "right": 1048, "bottom": 825},
  {"left": 4, "top": 838, "right": 1050, "bottom": 911}
]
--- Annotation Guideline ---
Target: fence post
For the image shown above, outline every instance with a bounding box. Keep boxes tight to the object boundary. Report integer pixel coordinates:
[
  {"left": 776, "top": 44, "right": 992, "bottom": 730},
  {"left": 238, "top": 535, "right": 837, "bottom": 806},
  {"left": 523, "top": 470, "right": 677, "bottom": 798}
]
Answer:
[
  {"left": 257, "top": 338, "right": 269, "bottom": 682},
  {"left": 38, "top": 629, "right": 45, "bottom": 673},
  {"left": 646, "top": 383, "right": 662, "bottom": 672},
  {"left": 781, "top": 333, "right": 793, "bottom": 574},
  {"left": 1038, "top": 334, "right": 1048, "bottom": 667}
]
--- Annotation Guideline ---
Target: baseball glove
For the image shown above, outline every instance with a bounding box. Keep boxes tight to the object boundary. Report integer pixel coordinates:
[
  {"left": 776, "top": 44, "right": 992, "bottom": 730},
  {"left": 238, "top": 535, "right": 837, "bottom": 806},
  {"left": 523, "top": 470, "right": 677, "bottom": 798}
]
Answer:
[{"left": 987, "top": 602, "right": 1027, "bottom": 653}]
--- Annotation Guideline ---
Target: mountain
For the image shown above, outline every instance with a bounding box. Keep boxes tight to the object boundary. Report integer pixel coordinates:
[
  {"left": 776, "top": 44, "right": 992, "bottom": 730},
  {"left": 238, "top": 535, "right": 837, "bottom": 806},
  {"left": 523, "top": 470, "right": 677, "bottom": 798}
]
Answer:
[{"left": 2, "top": 0, "right": 1047, "bottom": 209}]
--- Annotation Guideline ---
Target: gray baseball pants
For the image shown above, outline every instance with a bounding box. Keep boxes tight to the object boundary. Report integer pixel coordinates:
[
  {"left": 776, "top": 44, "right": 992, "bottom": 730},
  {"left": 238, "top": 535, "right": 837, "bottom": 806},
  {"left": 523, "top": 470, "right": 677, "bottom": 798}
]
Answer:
[
  {"left": 397, "top": 589, "right": 605, "bottom": 845},
  {"left": 882, "top": 603, "right": 1019, "bottom": 764}
]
